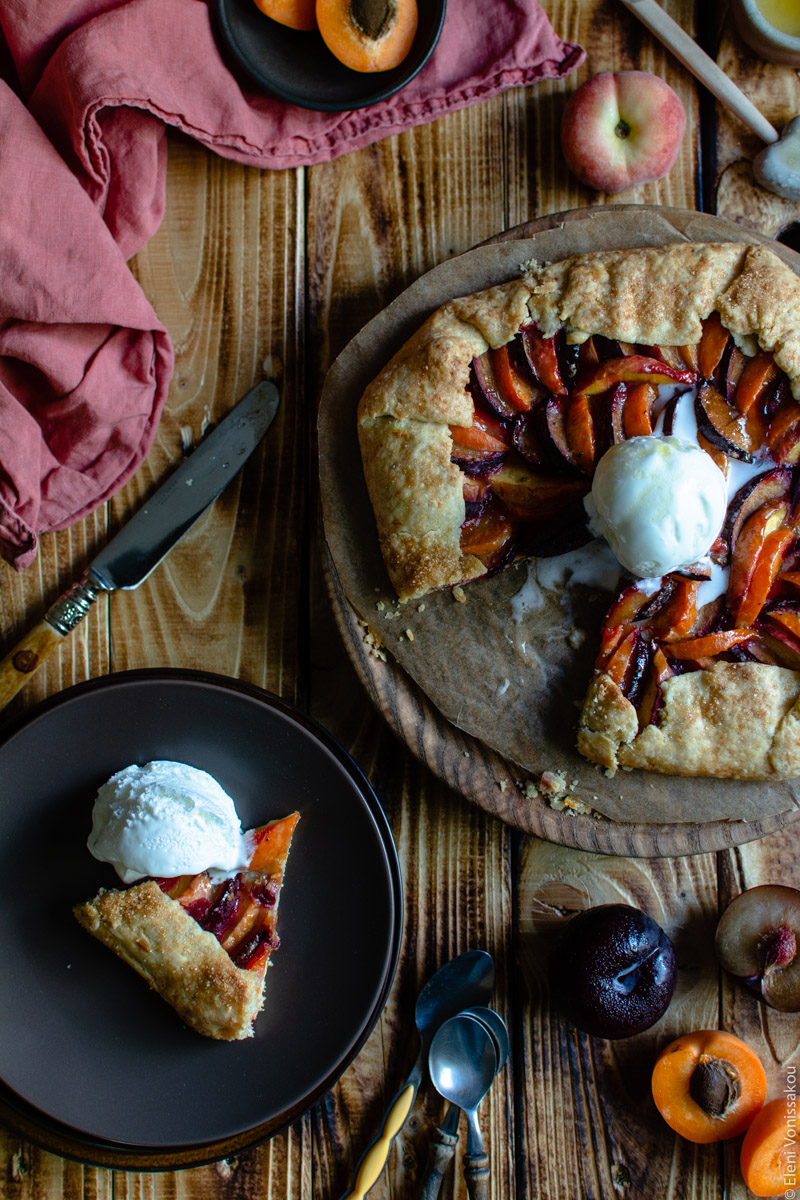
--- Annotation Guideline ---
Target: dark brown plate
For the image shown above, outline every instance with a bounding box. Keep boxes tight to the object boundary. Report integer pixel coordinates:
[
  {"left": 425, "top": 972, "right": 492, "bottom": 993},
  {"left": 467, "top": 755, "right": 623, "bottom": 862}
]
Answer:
[
  {"left": 0, "top": 670, "right": 401, "bottom": 1167},
  {"left": 213, "top": 0, "right": 446, "bottom": 112}
]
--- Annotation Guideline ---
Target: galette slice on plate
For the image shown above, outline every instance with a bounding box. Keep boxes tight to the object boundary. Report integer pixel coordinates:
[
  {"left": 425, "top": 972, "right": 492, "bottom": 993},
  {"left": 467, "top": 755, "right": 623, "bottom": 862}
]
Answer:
[{"left": 74, "top": 811, "right": 299, "bottom": 1040}]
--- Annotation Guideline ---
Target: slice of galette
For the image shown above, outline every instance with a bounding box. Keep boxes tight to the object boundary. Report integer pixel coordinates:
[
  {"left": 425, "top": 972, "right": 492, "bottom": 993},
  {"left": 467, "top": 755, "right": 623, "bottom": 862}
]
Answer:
[
  {"left": 74, "top": 811, "right": 299, "bottom": 1040},
  {"left": 357, "top": 241, "right": 800, "bottom": 780}
]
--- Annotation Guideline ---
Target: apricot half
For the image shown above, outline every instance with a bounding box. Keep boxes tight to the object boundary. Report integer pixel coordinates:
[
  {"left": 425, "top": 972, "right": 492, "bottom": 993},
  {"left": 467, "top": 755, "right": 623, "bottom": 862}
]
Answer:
[
  {"left": 253, "top": 0, "right": 318, "bottom": 31},
  {"left": 652, "top": 1030, "right": 766, "bottom": 1144},
  {"left": 316, "top": 0, "right": 418, "bottom": 72}
]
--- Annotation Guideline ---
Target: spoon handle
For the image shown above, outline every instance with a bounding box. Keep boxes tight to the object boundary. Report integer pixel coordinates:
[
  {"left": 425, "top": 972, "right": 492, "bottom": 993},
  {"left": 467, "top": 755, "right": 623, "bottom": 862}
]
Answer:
[
  {"left": 340, "top": 1078, "right": 417, "bottom": 1200},
  {"left": 416, "top": 1106, "right": 460, "bottom": 1200},
  {"left": 463, "top": 1151, "right": 490, "bottom": 1200}
]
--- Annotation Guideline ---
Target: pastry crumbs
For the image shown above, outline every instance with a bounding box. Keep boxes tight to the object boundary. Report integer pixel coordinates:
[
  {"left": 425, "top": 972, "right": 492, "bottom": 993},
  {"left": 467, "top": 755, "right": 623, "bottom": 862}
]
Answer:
[{"left": 452, "top": 586, "right": 466, "bottom": 603}]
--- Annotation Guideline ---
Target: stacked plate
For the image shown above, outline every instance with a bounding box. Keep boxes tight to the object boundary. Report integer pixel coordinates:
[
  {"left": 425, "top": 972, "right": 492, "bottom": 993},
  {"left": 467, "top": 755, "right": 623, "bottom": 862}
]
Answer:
[{"left": 0, "top": 671, "right": 402, "bottom": 1168}]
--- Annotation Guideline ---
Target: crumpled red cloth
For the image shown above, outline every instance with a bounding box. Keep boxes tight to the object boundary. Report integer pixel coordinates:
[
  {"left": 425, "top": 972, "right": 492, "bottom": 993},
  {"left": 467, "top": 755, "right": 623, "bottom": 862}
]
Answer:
[{"left": 0, "top": 0, "right": 583, "bottom": 569}]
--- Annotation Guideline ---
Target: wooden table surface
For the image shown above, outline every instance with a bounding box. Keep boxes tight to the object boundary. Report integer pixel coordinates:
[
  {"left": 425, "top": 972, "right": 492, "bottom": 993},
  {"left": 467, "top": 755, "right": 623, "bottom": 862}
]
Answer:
[{"left": 3, "top": 2, "right": 800, "bottom": 1197}]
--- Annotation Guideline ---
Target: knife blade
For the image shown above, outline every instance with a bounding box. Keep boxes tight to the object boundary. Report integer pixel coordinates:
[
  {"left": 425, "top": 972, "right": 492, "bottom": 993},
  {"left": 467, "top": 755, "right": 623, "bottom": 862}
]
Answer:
[{"left": 0, "top": 381, "right": 280, "bottom": 710}]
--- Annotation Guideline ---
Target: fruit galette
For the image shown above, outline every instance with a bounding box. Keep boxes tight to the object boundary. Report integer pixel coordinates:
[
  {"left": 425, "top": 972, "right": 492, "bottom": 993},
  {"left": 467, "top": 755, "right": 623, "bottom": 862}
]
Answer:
[
  {"left": 357, "top": 242, "right": 800, "bottom": 781},
  {"left": 74, "top": 812, "right": 298, "bottom": 1040}
]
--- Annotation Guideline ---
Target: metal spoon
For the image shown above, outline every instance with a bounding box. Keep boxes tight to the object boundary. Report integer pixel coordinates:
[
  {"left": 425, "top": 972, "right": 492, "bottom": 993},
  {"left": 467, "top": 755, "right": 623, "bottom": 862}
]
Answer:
[
  {"left": 418, "top": 1009, "right": 510, "bottom": 1200},
  {"left": 428, "top": 1013, "right": 499, "bottom": 1200},
  {"left": 340, "top": 950, "right": 495, "bottom": 1200}
]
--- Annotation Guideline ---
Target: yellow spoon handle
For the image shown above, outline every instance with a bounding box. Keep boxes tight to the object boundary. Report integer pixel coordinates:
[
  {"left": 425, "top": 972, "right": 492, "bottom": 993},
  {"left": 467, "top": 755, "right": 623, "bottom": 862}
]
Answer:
[{"left": 340, "top": 1082, "right": 416, "bottom": 1200}]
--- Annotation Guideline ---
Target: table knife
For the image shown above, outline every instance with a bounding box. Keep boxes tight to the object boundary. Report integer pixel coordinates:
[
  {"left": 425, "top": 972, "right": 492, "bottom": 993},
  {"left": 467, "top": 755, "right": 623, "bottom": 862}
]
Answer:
[{"left": 0, "top": 381, "right": 280, "bottom": 710}]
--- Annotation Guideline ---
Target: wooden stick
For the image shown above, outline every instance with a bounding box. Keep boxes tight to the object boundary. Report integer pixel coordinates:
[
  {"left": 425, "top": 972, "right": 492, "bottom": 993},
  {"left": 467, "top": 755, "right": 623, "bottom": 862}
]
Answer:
[{"left": 620, "top": 0, "right": 780, "bottom": 144}]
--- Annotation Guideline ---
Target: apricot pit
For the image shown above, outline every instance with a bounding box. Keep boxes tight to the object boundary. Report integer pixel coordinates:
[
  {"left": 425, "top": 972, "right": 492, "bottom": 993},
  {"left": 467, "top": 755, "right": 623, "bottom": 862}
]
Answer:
[{"left": 316, "top": 0, "right": 418, "bottom": 72}]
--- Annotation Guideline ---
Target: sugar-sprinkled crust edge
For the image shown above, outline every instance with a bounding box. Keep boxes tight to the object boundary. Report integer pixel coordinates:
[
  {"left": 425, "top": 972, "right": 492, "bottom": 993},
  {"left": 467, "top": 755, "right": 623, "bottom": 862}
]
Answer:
[
  {"left": 74, "top": 881, "right": 266, "bottom": 1040},
  {"left": 358, "top": 242, "right": 800, "bottom": 603},
  {"left": 577, "top": 662, "right": 800, "bottom": 779}
]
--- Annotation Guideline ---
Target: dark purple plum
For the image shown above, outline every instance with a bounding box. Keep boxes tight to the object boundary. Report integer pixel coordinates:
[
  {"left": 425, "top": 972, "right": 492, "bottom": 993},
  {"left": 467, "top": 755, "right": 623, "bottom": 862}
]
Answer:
[{"left": 549, "top": 903, "right": 677, "bottom": 1039}]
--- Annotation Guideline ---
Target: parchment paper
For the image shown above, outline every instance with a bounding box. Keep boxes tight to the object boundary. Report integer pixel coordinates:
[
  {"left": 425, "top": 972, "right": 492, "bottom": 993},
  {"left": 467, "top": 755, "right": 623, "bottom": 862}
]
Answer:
[{"left": 318, "top": 206, "right": 800, "bottom": 824}]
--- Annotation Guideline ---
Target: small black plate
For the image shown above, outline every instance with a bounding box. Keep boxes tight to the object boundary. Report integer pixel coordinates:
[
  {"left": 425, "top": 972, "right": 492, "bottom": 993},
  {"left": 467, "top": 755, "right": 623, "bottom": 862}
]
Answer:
[
  {"left": 0, "top": 670, "right": 402, "bottom": 1165},
  {"left": 213, "top": 0, "right": 446, "bottom": 111}
]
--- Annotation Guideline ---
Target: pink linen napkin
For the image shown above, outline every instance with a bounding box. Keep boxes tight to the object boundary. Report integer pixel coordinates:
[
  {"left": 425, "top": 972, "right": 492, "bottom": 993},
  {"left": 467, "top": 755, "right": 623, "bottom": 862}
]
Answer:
[{"left": 0, "top": 0, "right": 583, "bottom": 567}]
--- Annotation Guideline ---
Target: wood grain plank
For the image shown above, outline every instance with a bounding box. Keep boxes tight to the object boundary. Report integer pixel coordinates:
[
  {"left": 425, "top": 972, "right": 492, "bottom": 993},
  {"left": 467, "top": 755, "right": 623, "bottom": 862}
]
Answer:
[
  {"left": 307, "top": 108, "right": 513, "bottom": 1200},
  {"left": 505, "top": 0, "right": 700, "bottom": 228},
  {"left": 0, "top": 1146, "right": 112, "bottom": 1200},
  {"left": 713, "top": 20, "right": 800, "bottom": 237},
  {"left": 124, "top": 138, "right": 306, "bottom": 702},
  {"left": 517, "top": 839, "right": 720, "bottom": 1199}
]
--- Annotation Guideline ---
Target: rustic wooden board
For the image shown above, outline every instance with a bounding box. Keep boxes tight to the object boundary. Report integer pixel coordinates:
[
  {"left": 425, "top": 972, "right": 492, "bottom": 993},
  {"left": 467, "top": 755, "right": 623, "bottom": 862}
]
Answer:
[{"left": 321, "top": 200, "right": 800, "bottom": 858}]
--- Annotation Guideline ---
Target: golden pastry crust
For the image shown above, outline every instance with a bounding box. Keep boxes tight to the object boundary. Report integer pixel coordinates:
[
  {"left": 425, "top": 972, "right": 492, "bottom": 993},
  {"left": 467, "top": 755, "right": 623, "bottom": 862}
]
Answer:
[
  {"left": 578, "top": 663, "right": 800, "bottom": 780},
  {"left": 357, "top": 240, "right": 800, "bottom": 782},
  {"left": 74, "top": 881, "right": 265, "bottom": 1041},
  {"left": 358, "top": 242, "right": 800, "bottom": 603}
]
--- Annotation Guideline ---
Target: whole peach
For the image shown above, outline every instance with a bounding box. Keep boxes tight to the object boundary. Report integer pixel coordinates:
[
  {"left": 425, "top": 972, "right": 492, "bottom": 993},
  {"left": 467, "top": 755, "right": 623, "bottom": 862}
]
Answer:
[{"left": 561, "top": 71, "right": 686, "bottom": 193}]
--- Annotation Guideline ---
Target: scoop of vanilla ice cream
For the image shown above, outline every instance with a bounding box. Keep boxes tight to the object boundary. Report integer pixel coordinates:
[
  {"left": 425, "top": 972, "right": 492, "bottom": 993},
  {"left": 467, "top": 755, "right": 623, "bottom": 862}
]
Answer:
[
  {"left": 88, "top": 760, "right": 249, "bottom": 883},
  {"left": 584, "top": 436, "right": 727, "bottom": 578}
]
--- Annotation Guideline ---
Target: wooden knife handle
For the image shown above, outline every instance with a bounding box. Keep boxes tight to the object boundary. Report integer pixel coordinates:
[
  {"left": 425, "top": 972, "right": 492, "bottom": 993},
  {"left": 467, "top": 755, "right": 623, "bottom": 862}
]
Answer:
[
  {"left": 0, "top": 573, "right": 107, "bottom": 710},
  {"left": 0, "top": 620, "right": 66, "bottom": 708}
]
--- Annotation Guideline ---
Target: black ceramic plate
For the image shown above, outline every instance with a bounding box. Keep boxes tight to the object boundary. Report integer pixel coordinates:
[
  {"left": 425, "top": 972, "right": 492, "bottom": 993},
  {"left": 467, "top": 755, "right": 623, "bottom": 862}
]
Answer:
[
  {"left": 213, "top": 0, "right": 446, "bottom": 111},
  {"left": 0, "top": 671, "right": 401, "bottom": 1167}
]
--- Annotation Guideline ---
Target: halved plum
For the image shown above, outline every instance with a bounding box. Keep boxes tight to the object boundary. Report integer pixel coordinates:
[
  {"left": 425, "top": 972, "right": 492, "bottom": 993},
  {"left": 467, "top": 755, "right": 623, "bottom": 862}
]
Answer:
[
  {"left": 515, "top": 498, "right": 593, "bottom": 559},
  {"left": 490, "top": 461, "right": 589, "bottom": 521},
  {"left": 697, "top": 311, "right": 731, "bottom": 382},
  {"left": 721, "top": 468, "right": 793, "bottom": 562},
  {"left": 460, "top": 505, "right": 515, "bottom": 565},
  {"left": 521, "top": 326, "right": 568, "bottom": 396},
  {"left": 716, "top": 885, "right": 800, "bottom": 1012},
  {"left": 731, "top": 351, "right": 780, "bottom": 414},
  {"left": 470, "top": 353, "right": 518, "bottom": 421},
  {"left": 491, "top": 343, "right": 544, "bottom": 413},
  {"left": 575, "top": 354, "right": 696, "bottom": 397},
  {"left": 695, "top": 381, "right": 766, "bottom": 462}
]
